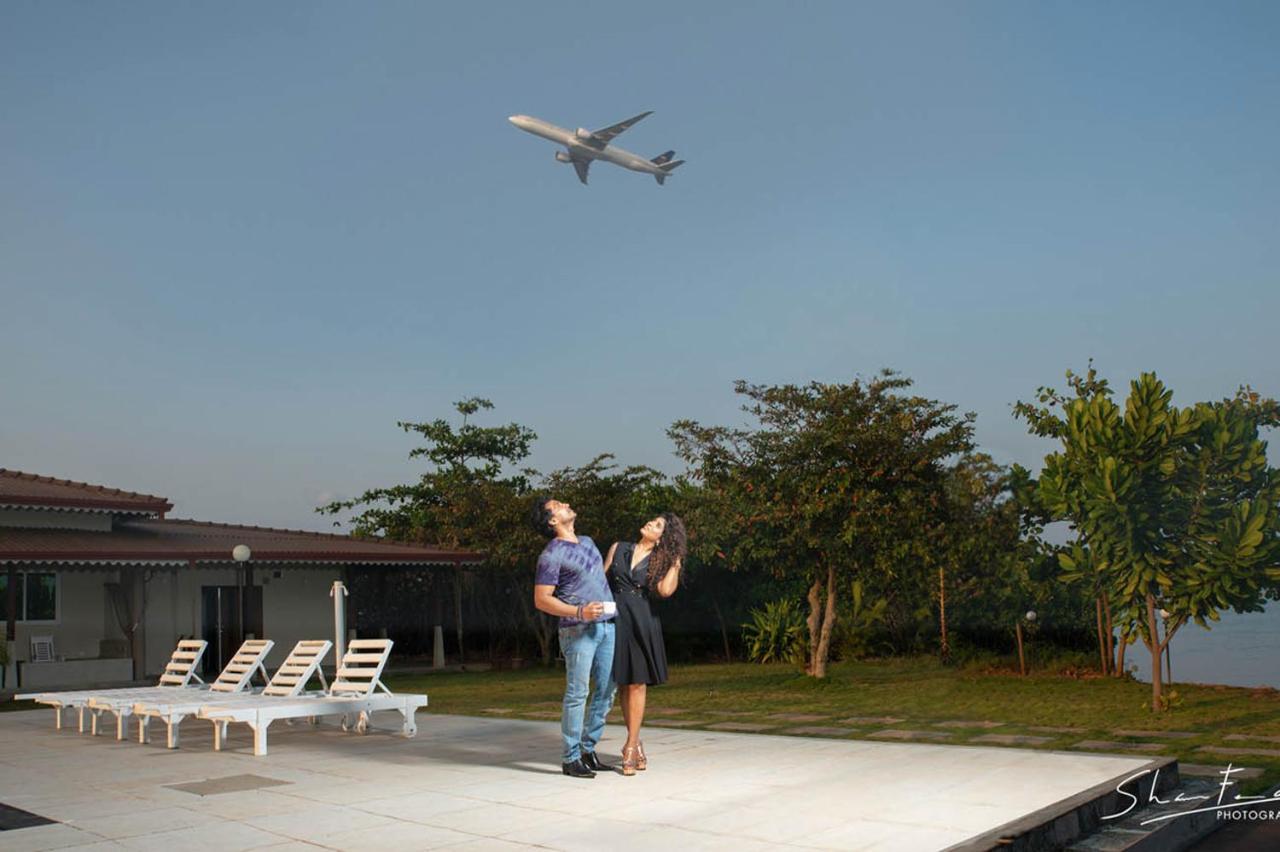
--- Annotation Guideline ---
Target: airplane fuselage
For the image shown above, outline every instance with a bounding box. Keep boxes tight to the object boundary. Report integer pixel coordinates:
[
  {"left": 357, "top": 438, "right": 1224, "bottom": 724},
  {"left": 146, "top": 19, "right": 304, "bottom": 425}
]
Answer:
[{"left": 508, "top": 115, "right": 669, "bottom": 178}]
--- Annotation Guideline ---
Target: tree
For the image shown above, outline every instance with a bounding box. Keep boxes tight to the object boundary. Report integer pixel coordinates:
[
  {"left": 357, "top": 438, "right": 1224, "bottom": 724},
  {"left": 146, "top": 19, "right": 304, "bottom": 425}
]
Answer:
[
  {"left": 319, "top": 398, "right": 540, "bottom": 662},
  {"left": 1015, "top": 366, "right": 1127, "bottom": 676},
  {"left": 670, "top": 372, "right": 975, "bottom": 678},
  {"left": 1018, "top": 368, "right": 1280, "bottom": 710},
  {"left": 320, "top": 403, "right": 679, "bottom": 666}
]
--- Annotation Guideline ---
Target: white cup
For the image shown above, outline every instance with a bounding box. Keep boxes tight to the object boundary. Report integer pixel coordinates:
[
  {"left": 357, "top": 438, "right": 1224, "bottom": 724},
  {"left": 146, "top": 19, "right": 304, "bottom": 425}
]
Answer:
[{"left": 601, "top": 601, "right": 617, "bottom": 617}]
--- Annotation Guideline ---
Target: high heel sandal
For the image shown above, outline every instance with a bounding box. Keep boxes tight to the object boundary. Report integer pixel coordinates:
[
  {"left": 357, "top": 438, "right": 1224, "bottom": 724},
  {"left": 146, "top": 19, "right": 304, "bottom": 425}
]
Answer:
[
  {"left": 636, "top": 740, "right": 647, "bottom": 771},
  {"left": 620, "top": 745, "right": 639, "bottom": 776}
]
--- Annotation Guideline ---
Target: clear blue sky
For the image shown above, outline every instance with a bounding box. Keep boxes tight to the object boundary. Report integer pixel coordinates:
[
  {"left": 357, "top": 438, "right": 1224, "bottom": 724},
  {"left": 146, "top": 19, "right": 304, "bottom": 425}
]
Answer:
[{"left": 3, "top": 1, "right": 1278, "bottom": 532}]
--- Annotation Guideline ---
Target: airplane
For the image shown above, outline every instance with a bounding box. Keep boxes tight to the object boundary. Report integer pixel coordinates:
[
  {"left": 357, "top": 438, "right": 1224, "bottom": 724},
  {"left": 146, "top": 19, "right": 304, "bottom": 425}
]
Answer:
[{"left": 508, "top": 111, "right": 685, "bottom": 186}]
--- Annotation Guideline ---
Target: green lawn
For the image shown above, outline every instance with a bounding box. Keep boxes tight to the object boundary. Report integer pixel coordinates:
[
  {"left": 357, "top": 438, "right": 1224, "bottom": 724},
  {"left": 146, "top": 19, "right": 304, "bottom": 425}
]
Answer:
[{"left": 385, "top": 657, "right": 1280, "bottom": 792}]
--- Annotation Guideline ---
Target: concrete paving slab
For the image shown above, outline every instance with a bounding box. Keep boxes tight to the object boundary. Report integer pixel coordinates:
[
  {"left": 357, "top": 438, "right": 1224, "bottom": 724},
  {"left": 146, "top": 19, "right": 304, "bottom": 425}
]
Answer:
[
  {"left": 704, "top": 721, "right": 775, "bottom": 732},
  {"left": 1071, "top": 740, "right": 1166, "bottom": 753},
  {"left": 646, "top": 718, "right": 704, "bottom": 727},
  {"left": 1223, "top": 733, "right": 1280, "bottom": 744},
  {"left": 167, "top": 774, "right": 293, "bottom": 796},
  {"left": 868, "top": 728, "right": 954, "bottom": 741},
  {"left": 0, "top": 708, "right": 1156, "bottom": 851},
  {"left": 0, "top": 822, "right": 114, "bottom": 852},
  {"left": 782, "top": 726, "right": 855, "bottom": 737},
  {"left": 1027, "top": 725, "right": 1087, "bottom": 734},
  {"left": 839, "top": 715, "right": 905, "bottom": 725},
  {"left": 1197, "top": 745, "right": 1280, "bottom": 758},
  {"left": 936, "top": 720, "right": 1004, "bottom": 729},
  {"left": 1180, "top": 763, "right": 1264, "bottom": 780},
  {"left": 765, "top": 713, "right": 829, "bottom": 722},
  {"left": 1110, "top": 729, "right": 1197, "bottom": 739},
  {"left": 970, "top": 734, "right": 1054, "bottom": 746}
]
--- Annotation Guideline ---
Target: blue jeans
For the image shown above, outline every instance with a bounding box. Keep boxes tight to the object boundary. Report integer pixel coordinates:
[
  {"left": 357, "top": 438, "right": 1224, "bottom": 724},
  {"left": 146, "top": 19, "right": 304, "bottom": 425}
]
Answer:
[{"left": 558, "top": 621, "right": 617, "bottom": 763}]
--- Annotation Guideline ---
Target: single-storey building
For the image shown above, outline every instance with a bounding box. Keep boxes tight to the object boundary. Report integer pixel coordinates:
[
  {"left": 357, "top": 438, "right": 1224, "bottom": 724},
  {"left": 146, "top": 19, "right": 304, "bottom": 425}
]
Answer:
[{"left": 0, "top": 469, "right": 482, "bottom": 690}]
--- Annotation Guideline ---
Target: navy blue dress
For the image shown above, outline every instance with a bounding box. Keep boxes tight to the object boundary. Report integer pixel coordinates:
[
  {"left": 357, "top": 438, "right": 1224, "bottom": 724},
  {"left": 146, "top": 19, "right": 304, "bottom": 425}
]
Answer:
[{"left": 609, "top": 542, "right": 669, "bottom": 686}]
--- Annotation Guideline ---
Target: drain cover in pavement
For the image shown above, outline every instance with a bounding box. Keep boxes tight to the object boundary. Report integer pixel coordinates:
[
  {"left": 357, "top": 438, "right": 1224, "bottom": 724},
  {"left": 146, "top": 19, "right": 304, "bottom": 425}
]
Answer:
[
  {"left": 0, "top": 803, "right": 56, "bottom": 831},
  {"left": 167, "top": 774, "right": 292, "bottom": 796}
]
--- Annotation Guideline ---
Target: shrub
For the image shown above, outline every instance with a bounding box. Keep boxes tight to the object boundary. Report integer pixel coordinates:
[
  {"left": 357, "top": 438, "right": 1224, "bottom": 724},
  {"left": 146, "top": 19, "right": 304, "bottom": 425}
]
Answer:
[
  {"left": 742, "top": 599, "right": 806, "bottom": 664},
  {"left": 833, "top": 580, "right": 889, "bottom": 660}
]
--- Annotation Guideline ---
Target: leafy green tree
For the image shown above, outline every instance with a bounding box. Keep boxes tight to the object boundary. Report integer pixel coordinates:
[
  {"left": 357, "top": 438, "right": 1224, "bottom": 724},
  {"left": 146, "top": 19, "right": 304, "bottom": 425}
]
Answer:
[
  {"left": 319, "top": 398, "right": 540, "bottom": 662},
  {"left": 1018, "top": 369, "right": 1280, "bottom": 710},
  {"left": 670, "top": 371, "right": 976, "bottom": 678},
  {"left": 321, "top": 405, "right": 680, "bottom": 666}
]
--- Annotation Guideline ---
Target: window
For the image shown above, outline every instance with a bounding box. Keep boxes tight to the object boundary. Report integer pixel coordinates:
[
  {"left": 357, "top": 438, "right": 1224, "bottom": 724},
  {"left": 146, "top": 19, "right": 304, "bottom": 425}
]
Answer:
[{"left": 0, "top": 571, "right": 58, "bottom": 622}]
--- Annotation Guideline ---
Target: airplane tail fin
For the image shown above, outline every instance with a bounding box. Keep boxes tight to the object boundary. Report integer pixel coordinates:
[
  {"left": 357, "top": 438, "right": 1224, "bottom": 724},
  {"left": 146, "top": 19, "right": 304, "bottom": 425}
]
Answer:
[{"left": 653, "top": 155, "right": 685, "bottom": 186}]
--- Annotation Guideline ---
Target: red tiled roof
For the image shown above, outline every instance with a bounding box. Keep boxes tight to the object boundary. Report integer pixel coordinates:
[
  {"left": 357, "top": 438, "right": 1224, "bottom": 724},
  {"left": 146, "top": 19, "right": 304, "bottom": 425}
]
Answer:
[
  {"left": 0, "top": 469, "right": 172, "bottom": 515},
  {"left": 0, "top": 518, "right": 482, "bottom": 566}
]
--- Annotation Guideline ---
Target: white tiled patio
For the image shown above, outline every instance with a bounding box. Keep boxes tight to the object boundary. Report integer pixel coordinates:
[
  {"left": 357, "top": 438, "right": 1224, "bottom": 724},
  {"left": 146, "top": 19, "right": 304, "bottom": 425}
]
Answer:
[{"left": 0, "top": 708, "right": 1153, "bottom": 851}]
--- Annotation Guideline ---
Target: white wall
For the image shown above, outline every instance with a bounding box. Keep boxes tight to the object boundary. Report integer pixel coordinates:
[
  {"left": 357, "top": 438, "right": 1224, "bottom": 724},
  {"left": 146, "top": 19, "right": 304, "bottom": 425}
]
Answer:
[
  {"left": 140, "top": 565, "right": 343, "bottom": 676},
  {"left": 9, "top": 569, "right": 112, "bottom": 663},
  {"left": 260, "top": 568, "right": 345, "bottom": 671},
  {"left": 7, "top": 565, "right": 347, "bottom": 683}
]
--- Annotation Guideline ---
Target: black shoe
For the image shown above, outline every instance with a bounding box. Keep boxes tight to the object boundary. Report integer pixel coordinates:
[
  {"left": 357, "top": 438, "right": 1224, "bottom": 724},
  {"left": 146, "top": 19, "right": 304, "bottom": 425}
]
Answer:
[
  {"left": 561, "top": 758, "right": 596, "bottom": 778},
  {"left": 581, "top": 751, "right": 613, "bottom": 772}
]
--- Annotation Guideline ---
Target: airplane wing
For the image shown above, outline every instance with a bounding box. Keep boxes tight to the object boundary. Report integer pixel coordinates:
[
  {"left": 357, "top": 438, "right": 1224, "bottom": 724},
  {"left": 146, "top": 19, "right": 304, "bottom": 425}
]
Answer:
[
  {"left": 572, "top": 158, "right": 591, "bottom": 185},
  {"left": 591, "top": 111, "right": 653, "bottom": 145}
]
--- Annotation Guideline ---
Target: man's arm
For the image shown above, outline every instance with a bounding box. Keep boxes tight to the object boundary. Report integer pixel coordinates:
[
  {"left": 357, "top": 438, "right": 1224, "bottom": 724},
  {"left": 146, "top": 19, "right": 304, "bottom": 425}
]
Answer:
[
  {"left": 534, "top": 584, "right": 605, "bottom": 620},
  {"left": 655, "top": 559, "right": 681, "bottom": 598}
]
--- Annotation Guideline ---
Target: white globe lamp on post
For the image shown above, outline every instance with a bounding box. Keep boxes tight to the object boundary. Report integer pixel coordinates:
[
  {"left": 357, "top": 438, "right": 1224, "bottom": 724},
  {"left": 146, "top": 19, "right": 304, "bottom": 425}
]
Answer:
[
  {"left": 232, "top": 545, "right": 252, "bottom": 648},
  {"left": 1016, "top": 610, "right": 1037, "bottom": 676}
]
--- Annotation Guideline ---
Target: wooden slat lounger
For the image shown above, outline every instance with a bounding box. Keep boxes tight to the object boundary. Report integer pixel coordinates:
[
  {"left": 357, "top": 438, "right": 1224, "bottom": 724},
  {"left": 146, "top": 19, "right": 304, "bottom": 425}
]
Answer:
[
  {"left": 198, "top": 639, "right": 427, "bottom": 756},
  {"left": 17, "top": 639, "right": 209, "bottom": 733},
  {"left": 85, "top": 639, "right": 274, "bottom": 740},
  {"left": 132, "top": 640, "right": 331, "bottom": 749}
]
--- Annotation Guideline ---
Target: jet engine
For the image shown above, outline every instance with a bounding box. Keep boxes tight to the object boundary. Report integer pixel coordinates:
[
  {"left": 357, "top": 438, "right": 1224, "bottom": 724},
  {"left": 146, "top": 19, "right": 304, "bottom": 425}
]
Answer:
[
  {"left": 575, "top": 128, "right": 595, "bottom": 141},
  {"left": 554, "top": 151, "right": 572, "bottom": 163}
]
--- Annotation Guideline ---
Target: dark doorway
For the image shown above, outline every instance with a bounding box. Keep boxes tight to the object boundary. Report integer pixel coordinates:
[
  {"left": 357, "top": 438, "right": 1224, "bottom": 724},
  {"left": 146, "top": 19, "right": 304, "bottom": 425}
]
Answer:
[{"left": 200, "top": 585, "right": 263, "bottom": 677}]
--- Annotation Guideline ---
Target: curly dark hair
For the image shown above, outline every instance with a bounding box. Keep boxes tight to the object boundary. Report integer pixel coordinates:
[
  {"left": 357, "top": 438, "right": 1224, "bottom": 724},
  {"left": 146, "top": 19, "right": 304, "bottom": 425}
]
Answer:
[
  {"left": 647, "top": 513, "right": 688, "bottom": 591},
  {"left": 527, "top": 494, "right": 555, "bottom": 539}
]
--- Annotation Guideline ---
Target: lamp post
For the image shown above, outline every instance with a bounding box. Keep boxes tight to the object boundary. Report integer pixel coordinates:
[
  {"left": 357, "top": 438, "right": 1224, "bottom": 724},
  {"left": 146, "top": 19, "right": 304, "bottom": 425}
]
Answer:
[
  {"left": 232, "top": 545, "right": 251, "bottom": 652},
  {"left": 1016, "top": 610, "right": 1037, "bottom": 676}
]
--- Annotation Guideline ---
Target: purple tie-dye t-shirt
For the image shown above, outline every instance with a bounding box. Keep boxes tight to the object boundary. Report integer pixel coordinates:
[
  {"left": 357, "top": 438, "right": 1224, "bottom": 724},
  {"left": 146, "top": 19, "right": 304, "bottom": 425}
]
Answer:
[{"left": 534, "top": 535, "right": 616, "bottom": 627}]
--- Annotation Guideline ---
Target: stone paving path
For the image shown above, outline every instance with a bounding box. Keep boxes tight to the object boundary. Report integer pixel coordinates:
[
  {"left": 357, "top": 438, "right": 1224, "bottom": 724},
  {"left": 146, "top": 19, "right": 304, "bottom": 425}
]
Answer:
[
  {"left": 970, "top": 734, "right": 1053, "bottom": 746},
  {"left": 503, "top": 706, "right": 1268, "bottom": 781},
  {"left": 781, "top": 726, "right": 855, "bottom": 737},
  {"left": 1071, "top": 740, "right": 1166, "bottom": 753},
  {"left": 869, "top": 729, "right": 954, "bottom": 741}
]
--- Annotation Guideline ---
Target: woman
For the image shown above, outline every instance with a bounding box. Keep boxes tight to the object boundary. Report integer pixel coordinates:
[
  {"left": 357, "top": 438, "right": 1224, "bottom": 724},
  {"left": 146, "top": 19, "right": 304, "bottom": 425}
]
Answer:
[{"left": 603, "top": 512, "right": 687, "bottom": 776}]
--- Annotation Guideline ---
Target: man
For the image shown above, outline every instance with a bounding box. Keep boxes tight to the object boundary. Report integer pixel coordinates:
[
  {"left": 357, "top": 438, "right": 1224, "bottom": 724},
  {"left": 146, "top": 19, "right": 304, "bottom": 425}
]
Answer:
[{"left": 530, "top": 495, "right": 617, "bottom": 778}]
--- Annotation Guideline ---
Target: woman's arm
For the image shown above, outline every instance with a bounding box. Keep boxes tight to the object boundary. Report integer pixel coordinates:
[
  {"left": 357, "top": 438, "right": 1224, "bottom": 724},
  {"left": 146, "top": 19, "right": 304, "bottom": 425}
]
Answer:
[
  {"left": 603, "top": 542, "right": 618, "bottom": 574},
  {"left": 656, "top": 559, "right": 681, "bottom": 598}
]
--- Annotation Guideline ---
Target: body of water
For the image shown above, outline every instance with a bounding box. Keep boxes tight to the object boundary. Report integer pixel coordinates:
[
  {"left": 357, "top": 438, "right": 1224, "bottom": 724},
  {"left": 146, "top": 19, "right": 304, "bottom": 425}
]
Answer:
[{"left": 1126, "top": 601, "right": 1278, "bottom": 689}]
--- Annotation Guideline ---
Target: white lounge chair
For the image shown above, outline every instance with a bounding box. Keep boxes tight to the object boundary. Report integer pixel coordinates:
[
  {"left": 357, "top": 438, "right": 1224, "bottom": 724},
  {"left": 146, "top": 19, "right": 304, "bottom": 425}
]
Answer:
[
  {"left": 85, "top": 639, "right": 274, "bottom": 740},
  {"left": 30, "top": 635, "right": 57, "bottom": 663},
  {"left": 18, "top": 639, "right": 208, "bottom": 732},
  {"left": 199, "top": 639, "right": 427, "bottom": 756},
  {"left": 133, "top": 640, "right": 331, "bottom": 749}
]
